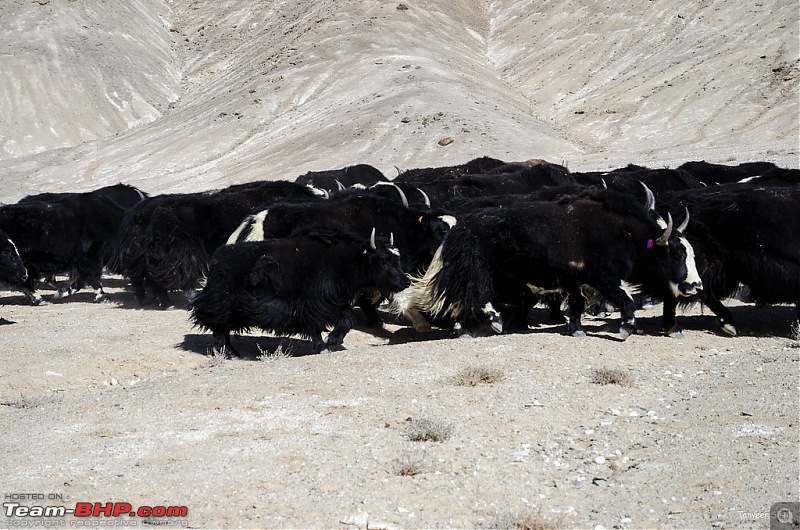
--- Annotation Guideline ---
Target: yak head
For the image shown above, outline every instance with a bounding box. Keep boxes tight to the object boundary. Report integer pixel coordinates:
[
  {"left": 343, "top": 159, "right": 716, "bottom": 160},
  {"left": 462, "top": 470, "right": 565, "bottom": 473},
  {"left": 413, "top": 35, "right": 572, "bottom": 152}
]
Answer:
[
  {"left": 361, "top": 227, "right": 410, "bottom": 296},
  {"left": 0, "top": 230, "right": 27, "bottom": 285},
  {"left": 642, "top": 184, "right": 703, "bottom": 298}
]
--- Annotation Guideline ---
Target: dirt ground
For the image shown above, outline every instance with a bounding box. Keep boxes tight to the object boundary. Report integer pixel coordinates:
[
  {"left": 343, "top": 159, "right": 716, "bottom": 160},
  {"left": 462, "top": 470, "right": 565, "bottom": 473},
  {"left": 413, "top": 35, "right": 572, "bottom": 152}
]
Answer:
[
  {"left": 1, "top": 280, "right": 798, "bottom": 529},
  {"left": 1, "top": 0, "right": 798, "bottom": 528}
]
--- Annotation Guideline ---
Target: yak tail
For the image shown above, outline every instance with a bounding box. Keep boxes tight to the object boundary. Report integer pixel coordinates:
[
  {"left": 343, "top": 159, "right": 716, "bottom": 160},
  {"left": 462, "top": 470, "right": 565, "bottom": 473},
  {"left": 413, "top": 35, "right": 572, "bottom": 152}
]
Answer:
[{"left": 410, "top": 226, "right": 494, "bottom": 325}]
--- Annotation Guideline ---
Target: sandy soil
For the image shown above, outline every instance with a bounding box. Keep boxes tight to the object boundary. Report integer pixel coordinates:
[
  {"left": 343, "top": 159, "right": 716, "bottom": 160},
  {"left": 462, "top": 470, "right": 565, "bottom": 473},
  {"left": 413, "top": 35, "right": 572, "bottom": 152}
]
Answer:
[{"left": 1, "top": 1, "right": 798, "bottom": 528}]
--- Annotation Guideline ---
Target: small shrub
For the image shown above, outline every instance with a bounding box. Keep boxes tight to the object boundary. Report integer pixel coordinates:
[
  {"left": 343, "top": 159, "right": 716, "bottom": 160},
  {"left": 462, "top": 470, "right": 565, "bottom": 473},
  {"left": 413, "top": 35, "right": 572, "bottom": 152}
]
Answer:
[
  {"left": 453, "top": 365, "right": 505, "bottom": 386},
  {"left": 590, "top": 367, "right": 631, "bottom": 386},
  {"left": 405, "top": 417, "right": 453, "bottom": 442},
  {"left": 392, "top": 453, "right": 426, "bottom": 476},
  {"left": 257, "top": 343, "right": 293, "bottom": 361},
  {"left": 0, "top": 396, "right": 41, "bottom": 409},
  {"left": 207, "top": 347, "right": 228, "bottom": 367},
  {"left": 490, "top": 508, "right": 561, "bottom": 530}
]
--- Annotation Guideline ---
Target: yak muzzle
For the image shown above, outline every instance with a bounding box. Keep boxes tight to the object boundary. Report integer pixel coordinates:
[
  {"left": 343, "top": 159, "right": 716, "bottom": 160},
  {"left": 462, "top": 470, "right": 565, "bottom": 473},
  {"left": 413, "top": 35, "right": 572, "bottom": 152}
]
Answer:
[{"left": 678, "top": 281, "right": 702, "bottom": 297}]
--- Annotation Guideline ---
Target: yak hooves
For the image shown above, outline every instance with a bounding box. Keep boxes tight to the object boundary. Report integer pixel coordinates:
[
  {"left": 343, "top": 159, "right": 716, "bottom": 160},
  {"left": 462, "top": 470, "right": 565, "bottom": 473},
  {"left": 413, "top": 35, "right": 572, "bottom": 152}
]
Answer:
[
  {"left": 54, "top": 288, "right": 74, "bottom": 300},
  {"left": 720, "top": 321, "right": 738, "bottom": 336},
  {"left": 664, "top": 326, "right": 684, "bottom": 339},
  {"left": 413, "top": 321, "right": 433, "bottom": 333}
]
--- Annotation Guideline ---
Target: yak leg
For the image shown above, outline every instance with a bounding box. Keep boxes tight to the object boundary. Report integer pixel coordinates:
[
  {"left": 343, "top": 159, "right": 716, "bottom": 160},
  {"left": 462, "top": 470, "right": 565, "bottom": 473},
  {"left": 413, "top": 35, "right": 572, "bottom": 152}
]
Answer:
[
  {"left": 211, "top": 331, "right": 239, "bottom": 359},
  {"left": 327, "top": 309, "right": 356, "bottom": 347},
  {"left": 604, "top": 280, "right": 638, "bottom": 340},
  {"left": 404, "top": 307, "right": 432, "bottom": 332},
  {"left": 661, "top": 297, "right": 684, "bottom": 338},
  {"left": 705, "top": 293, "right": 737, "bottom": 336},
  {"left": 18, "top": 273, "right": 46, "bottom": 305},
  {"left": 81, "top": 273, "right": 108, "bottom": 303},
  {"left": 356, "top": 292, "right": 385, "bottom": 330},
  {"left": 71, "top": 245, "right": 107, "bottom": 303},
  {"left": 54, "top": 269, "right": 83, "bottom": 300},
  {"left": 150, "top": 281, "right": 174, "bottom": 309},
  {"left": 358, "top": 300, "right": 384, "bottom": 329},
  {"left": 566, "top": 287, "right": 587, "bottom": 337},
  {"left": 309, "top": 331, "right": 328, "bottom": 354},
  {"left": 130, "top": 275, "right": 147, "bottom": 305},
  {"left": 546, "top": 293, "right": 566, "bottom": 324},
  {"left": 22, "top": 287, "right": 47, "bottom": 306}
]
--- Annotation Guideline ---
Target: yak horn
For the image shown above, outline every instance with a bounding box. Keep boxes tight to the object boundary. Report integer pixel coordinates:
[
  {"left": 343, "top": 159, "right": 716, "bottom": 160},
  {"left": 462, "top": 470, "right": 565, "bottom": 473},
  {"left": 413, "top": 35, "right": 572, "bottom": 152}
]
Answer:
[
  {"left": 335, "top": 179, "right": 346, "bottom": 191},
  {"left": 676, "top": 207, "right": 690, "bottom": 233},
  {"left": 656, "top": 212, "right": 673, "bottom": 246},
  {"left": 390, "top": 232, "right": 394, "bottom": 246},
  {"left": 389, "top": 183, "right": 408, "bottom": 208},
  {"left": 417, "top": 187, "right": 431, "bottom": 208},
  {"left": 393, "top": 183, "right": 409, "bottom": 208},
  {"left": 641, "top": 182, "right": 656, "bottom": 212},
  {"left": 372, "top": 182, "right": 409, "bottom": 208},
  {"left": 369, "top": 227, "right": 377, "bottom": 251}
]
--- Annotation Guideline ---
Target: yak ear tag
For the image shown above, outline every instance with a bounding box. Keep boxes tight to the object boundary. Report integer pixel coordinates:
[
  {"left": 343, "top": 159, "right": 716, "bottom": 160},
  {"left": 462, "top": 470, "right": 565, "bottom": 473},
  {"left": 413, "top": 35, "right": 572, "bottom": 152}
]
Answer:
[
  {"left": 646, "top": 239, "right": 655, "bottom": 249},
  {"left": 418, "top": 215, "right": 424, "bottom": 223}
]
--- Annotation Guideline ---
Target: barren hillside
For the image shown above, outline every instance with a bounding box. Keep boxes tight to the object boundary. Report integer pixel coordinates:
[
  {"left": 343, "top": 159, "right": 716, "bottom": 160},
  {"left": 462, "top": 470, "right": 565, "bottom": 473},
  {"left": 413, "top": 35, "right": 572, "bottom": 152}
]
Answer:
[{"left": 0, "top": 0, "right": 797, "bottom": 201}]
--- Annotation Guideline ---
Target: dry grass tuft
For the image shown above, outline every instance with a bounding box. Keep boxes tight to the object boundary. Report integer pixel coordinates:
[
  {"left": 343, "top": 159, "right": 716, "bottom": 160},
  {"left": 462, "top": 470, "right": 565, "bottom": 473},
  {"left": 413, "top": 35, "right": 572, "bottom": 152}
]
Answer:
[
  {"left": 590, "top": 367, "right": 632, "bottom": 386},
  {"left": 453, "top": 365, "right": 505, "bottom": 386},
  {"left": 207, "top": 347, "right": 228, "bottom": 367},
  {"left": 257, "top": 343, "right": 294, "bottom": 361},
  {"left": 392, "top": 452, "right": 427, "bottom": 476},
  {"left": 791, "top": 320, "right": 799, "bottom": 342},
  {"left": 490, "top": 508, "right": 562, "bottom": 530},
  {"left": 0, "top": 396, "right": 42, "bottom": 409},
  {"left": 405, "top": 417, "right": 453, "bottom": 442}
]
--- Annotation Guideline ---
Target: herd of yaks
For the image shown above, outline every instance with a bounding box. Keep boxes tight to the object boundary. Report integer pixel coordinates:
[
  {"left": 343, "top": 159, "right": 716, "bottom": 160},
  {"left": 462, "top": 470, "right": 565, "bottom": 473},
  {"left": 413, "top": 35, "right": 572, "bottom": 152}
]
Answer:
[{"left": 0, "top": 157, "right": 797, "bottom": 354}]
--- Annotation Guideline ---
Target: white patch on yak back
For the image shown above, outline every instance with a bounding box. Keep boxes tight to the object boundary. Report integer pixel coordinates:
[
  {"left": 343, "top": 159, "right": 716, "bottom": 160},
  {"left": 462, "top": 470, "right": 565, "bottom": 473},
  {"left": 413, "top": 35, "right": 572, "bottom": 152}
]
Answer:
[
  {"left": 226, "top": 216, "right": 253, "bottom": 245},
  {"left": 244, "top": 210, "right": 269, "bottom": 242},
  {"left": 438, "top": 215, "right": 457, "bottom": 228},
  {"left": 226, "top": 210, "right": 269, "bottom": 245}
]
